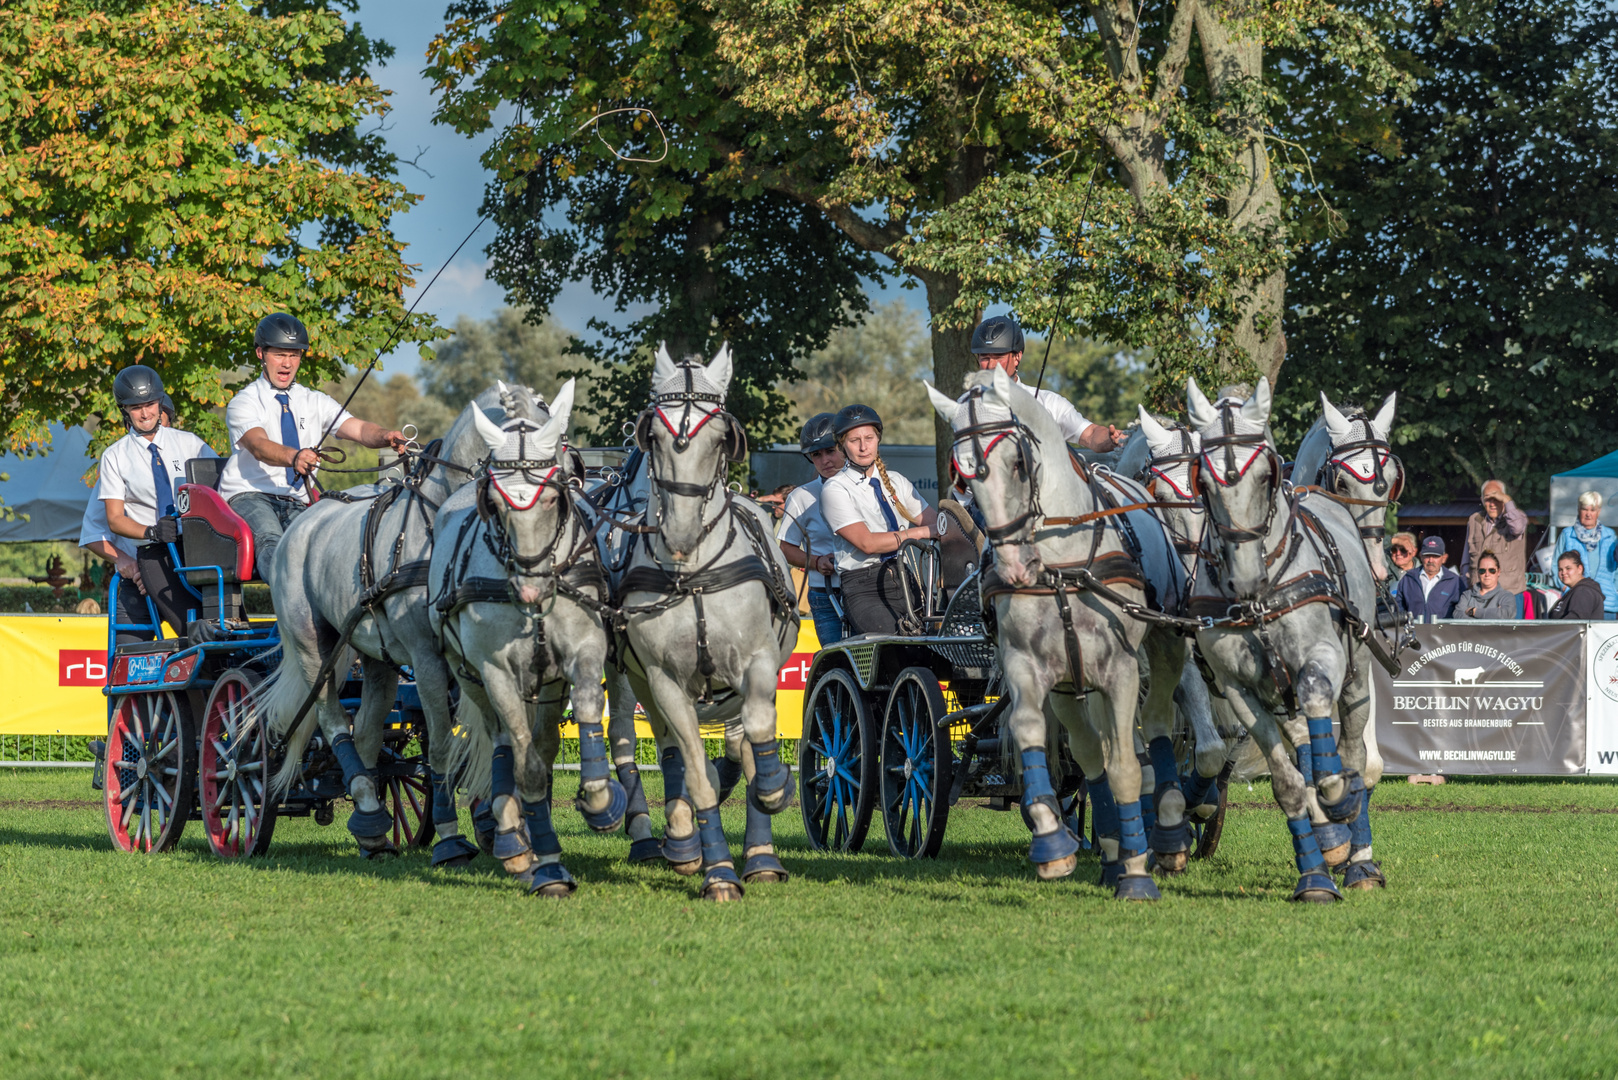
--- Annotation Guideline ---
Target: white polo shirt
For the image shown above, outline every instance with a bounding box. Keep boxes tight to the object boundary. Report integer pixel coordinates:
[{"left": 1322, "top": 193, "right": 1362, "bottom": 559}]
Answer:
[
  {"left": 778, "top": 478, "right": 840, "bottom": 589},
  {"left": 957, "top": 378, "right": 1093, "bottom": 445},
  {"left": 218, "top": 376, "right": 353, "bottom": 502},
  {"left": 820, "top": 463, "right": 929, "bottom": 574},
  {"left": 79, "top": 479, "right": 140, "bottom": 560},
  {"left": 98, "top": 426, "right": 217, "bottom": 530}
]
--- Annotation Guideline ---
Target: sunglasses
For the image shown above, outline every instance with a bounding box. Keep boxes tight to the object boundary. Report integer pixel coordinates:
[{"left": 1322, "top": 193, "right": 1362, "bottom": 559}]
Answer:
[
  {"left": 1480, "top": 567, "right": 1499, "bottom": 575},
  {"left": 1391, "top": 547, "right": 1412, "bottom": 556}
]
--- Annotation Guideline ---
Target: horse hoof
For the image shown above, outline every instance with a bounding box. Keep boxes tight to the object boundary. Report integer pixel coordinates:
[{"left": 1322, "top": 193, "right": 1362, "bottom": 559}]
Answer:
[
  {"left": 1320, "top": 841, "right": 1351, "bottom": 868},
  {"left": 742, "top": 852, "right": 790, "bottom": 883},
  {"left": 522, "top": 862, "right": 578, "bottom": 897},
  {"left": 1314, "top": 822, "right": 1351, "bottom": 867},
  {"left": 1343, "top": 860, "right": 1387, "bottom": 891},
  {"left": 577, "top": 779, "right": 628, "bottom": 833},
  {"left": 1028, "top": 825, "right": 1080, "bottom": 868},
  {"left": 1114, "top": 873, "right": 1161, "bottom": 901},
  {"left": 669, "top": 858, "right": 703, "bottom": 877},
  {"left": 1035, "top": 854, "right": 1078, "bottom": 881},
  {"left": 1291, "top": 872, "right": 1343, "bottom": 903},
  {"left": 702, "top": 881, "right": 744, "bottom": 902},
  {"left": 431, "top": 835, "right": 480, "bottom": 869},
  {"left": 662, "top": 830, "right": 701, "bottom": 872},
  {"left": 491, "top": 827, "right": 532, "bottom": 863},
  {"left": 357, "top": 841, "right": 397, "bottom": 860},
  {"left": 1154, "top": 850, "right": 1189, "bottom": 876},
  {"left": 627, "top": 837, "right": 665, "bottom": 863}
]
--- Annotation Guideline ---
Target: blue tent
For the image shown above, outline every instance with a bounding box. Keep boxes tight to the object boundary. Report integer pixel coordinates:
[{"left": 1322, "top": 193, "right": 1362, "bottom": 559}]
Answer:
[
  {"left": 1548, "top": 449, "right": 1618, "bottom": 550},
  {"left": 0, "top": 425, "right": 99, "bottom": 543}
]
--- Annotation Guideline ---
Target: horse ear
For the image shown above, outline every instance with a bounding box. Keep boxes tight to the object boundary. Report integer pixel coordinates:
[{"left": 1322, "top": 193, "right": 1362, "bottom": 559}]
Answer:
[
  {"left": 924, "top": 381, "right": 959, "bottom": 424},
  {"left": 652, "top": 342, "right": 678, "bottom": 387},
  {"left": 1320, "top": 391, "right": 1352, "bottom": 442},
  {"left": 1241, "top": 377, "right": 1272, "bottom": 427},
  {"left": 547, "top": 378, "right": 576, "bottom": 434},
  {"left": 633, "top": 409, "right": 654, "bottom": 451},
  {"left": 532, "top": 379, "right": 575, "bottom": 460},
  {"left": 707, "top": 343, "right": 734, "bottom": 395},
  {"left": 1373, "top": 391, "right": 1397, "bottom": 437},
  {"left": 1186, "top": 377, "right": 1217, "bottom": 430},
  {"left": 724, "top": 414, "right": 748, "bottom": 462},
  {"left": 1137, "top": 406, "right": 1174, "bottom": 455},
  {"left": 472, "top": 402, "right": 507, "bottom": 454}
]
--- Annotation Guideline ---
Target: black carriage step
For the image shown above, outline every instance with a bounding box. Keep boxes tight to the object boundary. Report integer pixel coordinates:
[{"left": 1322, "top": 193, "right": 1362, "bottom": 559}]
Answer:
[{"left": 114, "top": 638, "right": 190, "bottom": 656}]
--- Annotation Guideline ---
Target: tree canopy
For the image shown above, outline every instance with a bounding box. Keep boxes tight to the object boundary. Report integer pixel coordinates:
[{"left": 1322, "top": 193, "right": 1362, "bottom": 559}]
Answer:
[
  {"left": 0, "top": 0, "right": 438, "bottom": 454},
  {"left": 1279, "top": 0, "right": 1618, "bottom": 505}
]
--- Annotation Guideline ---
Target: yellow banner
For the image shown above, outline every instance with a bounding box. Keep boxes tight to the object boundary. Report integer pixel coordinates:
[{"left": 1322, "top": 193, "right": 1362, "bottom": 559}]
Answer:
[
  {"left": 1, "top": 614, "right": 822, "bottom": 740},
  {"left": 0, "top": 614, "right": 113, "bottom": 736}
]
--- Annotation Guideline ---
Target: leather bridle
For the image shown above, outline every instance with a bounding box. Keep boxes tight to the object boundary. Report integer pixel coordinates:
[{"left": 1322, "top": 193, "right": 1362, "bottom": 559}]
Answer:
[
  {"left": 1309, "top": 415, "right": 1404, "bottom": 539},
  {"left": 1197, "top": 404, "right": 1284, "bottom": 547},
  {"left": 948, "top": 387, "right": 1044, "bottom": 547},
  {"left": 477, "top": 419, "right": 579, "bottom": 576}
]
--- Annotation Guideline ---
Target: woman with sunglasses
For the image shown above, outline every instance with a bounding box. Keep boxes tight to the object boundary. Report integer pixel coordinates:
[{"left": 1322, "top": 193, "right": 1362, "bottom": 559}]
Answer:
[
  {"left": 1454, "top": 550, "right": 1516, "bottom": 619},
  {"left": 1387, "top": 531, "right": 1418, "bottom": 576}
]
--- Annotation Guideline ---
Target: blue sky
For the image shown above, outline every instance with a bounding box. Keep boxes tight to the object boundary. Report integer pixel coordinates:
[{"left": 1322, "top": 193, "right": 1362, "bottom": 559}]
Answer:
[{"left": 348, "top": 1, "right": 924, "bottom": 379}]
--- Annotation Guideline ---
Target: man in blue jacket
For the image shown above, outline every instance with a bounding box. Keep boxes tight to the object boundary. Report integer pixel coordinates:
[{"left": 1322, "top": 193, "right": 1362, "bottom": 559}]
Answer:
[{"left": 1396, "top": 535, "right": 1464, "bottom": 622}]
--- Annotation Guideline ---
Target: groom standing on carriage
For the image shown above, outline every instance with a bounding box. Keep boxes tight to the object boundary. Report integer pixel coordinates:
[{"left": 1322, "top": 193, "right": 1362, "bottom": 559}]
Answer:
[
  {"left": 963, "top": 315, "right": 1127, "bottom": 453},
  {"left": 217, "top": 314, "right": 412, "bottom": 585}
]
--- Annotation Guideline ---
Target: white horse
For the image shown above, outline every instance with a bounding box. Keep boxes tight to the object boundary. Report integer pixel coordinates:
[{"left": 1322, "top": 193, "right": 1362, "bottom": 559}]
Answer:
[
  {"left": 618, "top": 344, "right": 799, "bottom": 901},
  {"left": 927, "top": 367, "right": 1188, "bottom": 900},
  {"left": 1185, "top": 377, "right": 1385, "bottom": 900},
  {"left": 259, "top": 385, "right": 541, "bottom": 861},
  {"left": 1292, "top": 392, "right": 1401, "bottom": 584},
  {"left": 430, "top": 380, "right": 625, "bottom": 895}
]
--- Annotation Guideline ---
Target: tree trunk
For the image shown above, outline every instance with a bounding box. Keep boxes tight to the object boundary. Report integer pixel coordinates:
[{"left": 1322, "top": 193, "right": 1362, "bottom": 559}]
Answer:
[
  {"left": 924, "top": 271, "right": 978, "bottom": 495},
  {"left": 667, "top": 206, "right": 728, "bottom": 360},
  {"left": 1196, "top": 6, "right": 1288, "bottom": 385}
]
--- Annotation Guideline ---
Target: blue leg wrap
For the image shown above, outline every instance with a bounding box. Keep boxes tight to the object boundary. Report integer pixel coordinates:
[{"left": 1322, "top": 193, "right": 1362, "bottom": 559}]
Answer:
[
  {"left": 1149, "top": 795, "right": 1192, "bottom": 856},
  {"left": 471, "top": 798, "right": 497, "bottom": 840},
  {"left": 1089, "top": 774, "right": 1120, "bottom": 840},
  {"left": 1294, "top": 739, "right": 1313, "bottom": 788},
  {"left": 713, "top": 755, "right": 744, "bottom": 804},
  {"left": 1320, "top": 771, "right": 1366, "bottom": 825},
  {"left": 618, "top": 761, "right": 651, "bottom": 821},
  {"left": 1139, "top": 782, "right": 1157, "bottom": 837},
  {"left": 490, "top": 744, "right": 517, "bottom": 799},
  {"left": 1308, "top": 716, "right": 1344, "bottom": 779},
  {"left": 1342, "top": 860, "right": 1386, "bottom": 890},
  {"left": 662, "top": 829, "right": 702, "bottom": 865},
  {"left": 1314, "top": 821, "right": 1351, "bottom": 865},
  {"left": 1148, "top": 736, "right": 1179, "bottom": 792},
  {"left": 1183, "top": 770, "right": 1217, "bottom": 809},
  {"left": 660, "top": 745, "right": 686, "bottom": 804},
  {"left": 1117, "top": 799, "right": 1147, "bottom": 859},
  {"left": 431, "top": 834, "right": 479, "bottom": 867},
  {"left": 576, "top": 721, "right": 611, "bottom": 785},
  {"left": 744, "top": 789, "right": 774, "bottom": 851},
  {"left": 429, "top": 769, "right": 458, "bottom": 827},
  {"left": 576, "top": 775, "right": 627, "bottom": 833},
  {"left": 1348, "top": 784, "right": 1374, "bottom": 850},
  {"left": 346, "top": 806, "right": 395, "bottom": 841},
  {"left": 1114, "top": 872, "right": 1161, "bottom": 901},
  {"left": 696, "top": 804, "right": 742, "bottom": 894},
  {"left": 1288, "top": 815, "right": 1324, "bottom": 873},
  {"left": 1021, "top": 749, "right": 1079, "bottom": 866},
  {"left": 331, "top": 732, "right": 368, "bottom": 791},
  {"left": 1019, "top": 749, "right": 1055, "bottom": 801},
  {"left": 523, "top": 798, "right": 562, "bottom": 858},
  {"left": 521, "top": 860, "right": 578, "bottom": 896},
  {"left": 748, "top": 739, "right": 792, "bottom": 811}
]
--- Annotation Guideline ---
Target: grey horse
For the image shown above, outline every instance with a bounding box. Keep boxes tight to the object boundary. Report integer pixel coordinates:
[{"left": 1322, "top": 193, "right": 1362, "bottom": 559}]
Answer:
[
  {"left": 1185, "top": 377, "right": 1385, "bottom": 901},
  {"left": 1292, "top": 392, "right": 1400, "bottom": 584},
  {"left": 259, "top": 384, "right": 542, "bottom": 861},
  {"left": 430, "top": 381, "right": 626, "bottom": 895},
  {"left": 926, "top": 367, "right": 1189, "bottom": 899},
  {"left": 618, "top": 344, "right": 800, "bottom": 901}
]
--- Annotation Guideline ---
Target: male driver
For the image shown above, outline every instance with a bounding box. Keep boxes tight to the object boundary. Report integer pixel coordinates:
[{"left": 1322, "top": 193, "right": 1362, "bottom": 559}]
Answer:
[
  {"left": 962, "top": 314, "right": 1126, "bottom": 453},
  {"left": 217, "top": 314, "right": 409, "bottom": 585},
  {"left": 98, "top": 369, "right": 218, "bottom": 642}
]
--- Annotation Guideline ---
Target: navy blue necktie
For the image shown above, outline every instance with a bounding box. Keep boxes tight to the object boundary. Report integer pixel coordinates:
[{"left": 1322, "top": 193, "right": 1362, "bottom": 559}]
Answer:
[
  {"left": 869, "top": 477, "right": 901, "bottom": 532},
  {"left": 275, "top": 392, "right": 302, "bottom": 488},
  {"left": 147, "top": 442, "right": 175, "bottom": 519}
]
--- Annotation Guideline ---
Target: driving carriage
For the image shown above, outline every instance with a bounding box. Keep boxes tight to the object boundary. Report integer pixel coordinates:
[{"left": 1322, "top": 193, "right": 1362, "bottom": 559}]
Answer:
[
  {"left": 797, "top": 510, "right": 1231, "bottom": 861},
  {"left": 94, "top": 460, "right": 430, "bottom": 856}
]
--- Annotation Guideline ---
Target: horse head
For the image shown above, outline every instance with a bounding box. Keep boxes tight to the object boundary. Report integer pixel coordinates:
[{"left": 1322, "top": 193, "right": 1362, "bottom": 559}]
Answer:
[
  {"left": 1318, "top": 391, "right": 1400, "bottom": 583},
  {"left": 1187, "top": 376, "right": 1284, "bottom": 600},
  {"left": 927, "top": 366, "right": 1054, "bottom": 588},
  {"left": 471, "top": 378, "right": 577, "bottom": 605},
  {"left": 1134, "top": 407, "right": 1206, "bottom": 567},
  {"left": 635, "top": 342, "right": 745, "bottom": 563}
]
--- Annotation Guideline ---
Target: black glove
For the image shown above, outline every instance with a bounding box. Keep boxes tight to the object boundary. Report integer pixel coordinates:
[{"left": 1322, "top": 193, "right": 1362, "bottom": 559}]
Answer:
[{"left": 148, "top": 516, "right": 181, "bottom": 545}]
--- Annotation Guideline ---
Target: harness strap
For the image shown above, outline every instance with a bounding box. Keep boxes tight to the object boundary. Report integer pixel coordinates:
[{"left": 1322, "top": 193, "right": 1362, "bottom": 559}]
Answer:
[{"left": 1049, "top": 580, "right": 1086, "bottom": 693}]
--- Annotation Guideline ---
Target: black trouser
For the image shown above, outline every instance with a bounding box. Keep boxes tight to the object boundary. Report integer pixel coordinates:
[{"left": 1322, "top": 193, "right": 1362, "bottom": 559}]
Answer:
[
  {"left": 840, "top": 561, "right": 909, "bottom": 637},
  {"left": 128, "top": 542, "right": 201, "bottom": 642}
]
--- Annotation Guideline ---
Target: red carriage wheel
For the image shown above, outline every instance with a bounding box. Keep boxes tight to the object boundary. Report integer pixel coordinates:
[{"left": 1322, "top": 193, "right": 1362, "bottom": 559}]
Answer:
[
  {"left": 104, "top": 691, "right": 194, "bottom": 853},
  {"left": 200, "top": 670, "right": 279, "bottom": 858},
  {"left": 375, "top": 761, "right": 432, "bottom": 850}
]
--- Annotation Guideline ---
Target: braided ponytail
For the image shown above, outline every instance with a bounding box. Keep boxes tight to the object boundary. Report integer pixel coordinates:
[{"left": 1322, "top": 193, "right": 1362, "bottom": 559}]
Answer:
[{"left": 874, "top": 453, "right": 921, "bottom": 525}]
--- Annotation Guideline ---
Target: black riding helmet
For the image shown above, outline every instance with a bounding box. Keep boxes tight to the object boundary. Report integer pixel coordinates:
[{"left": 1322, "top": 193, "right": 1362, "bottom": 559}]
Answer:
[
  {"left": 833, "top": 403, "right": 883, "bottom": 440},
  {"left": 113, "top": 365, "right": 165, "bottom": 409},
  {"left": 799, "top": 412, "right": 837, "bottom": 456},
  {"left": 255, "top": 313, "right": 309, "bottom": 351},
  {"left": 970, "top": 314, "right": 1025, "bottom": 355}
]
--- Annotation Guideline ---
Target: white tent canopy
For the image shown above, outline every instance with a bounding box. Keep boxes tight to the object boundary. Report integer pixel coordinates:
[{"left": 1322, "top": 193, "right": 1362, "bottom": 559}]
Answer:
[{"left": 0, "top": 425, "right": 98, "bottom": 543}]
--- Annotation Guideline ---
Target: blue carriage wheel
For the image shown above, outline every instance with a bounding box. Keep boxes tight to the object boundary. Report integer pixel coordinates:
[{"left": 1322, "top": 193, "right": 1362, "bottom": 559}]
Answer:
[
  {"left": 200, "top": 669, "right": 279, "bottom": 858},
  {"left": 104, "top": 690, "right": 195, "bottom": 854},
  {"left": 879, "top": 667, "right": 953, "bottom": 859},
  {"left": 799, "top": 667, "right": 877, "bottom": 853}
]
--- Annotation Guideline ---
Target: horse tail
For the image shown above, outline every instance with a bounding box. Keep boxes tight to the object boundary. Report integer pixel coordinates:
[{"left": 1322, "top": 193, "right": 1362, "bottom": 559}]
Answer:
[
  {"left": 443, "top": 692, "right": 493, "bottom": 802},
  {"left": 260, "top": 643, "right": 347, "bottom": 796}
]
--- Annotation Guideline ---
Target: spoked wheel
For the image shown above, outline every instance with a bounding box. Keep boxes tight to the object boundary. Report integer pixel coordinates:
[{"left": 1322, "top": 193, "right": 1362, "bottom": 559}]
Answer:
[
  {"left": 879, "top": 668, "right": 951, "bottom": 858},
  {"left": 1192, "top": 764, "right": 1232, "bottom": 860},
  {"left": 200, "top": 670, "right": 278, "bottom": 858},
  {"left": 800, "top": 667, "right": 877, "bottom": 852},
  {"left": 104, "top": 692, "right": 195, "bottom": 853},
  {"left": 376, "top": 743, "right": 432, "bottom": 851}
]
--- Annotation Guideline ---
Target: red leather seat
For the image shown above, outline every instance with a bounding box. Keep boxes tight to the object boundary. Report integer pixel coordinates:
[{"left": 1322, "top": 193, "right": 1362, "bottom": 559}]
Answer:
[{"left": 177, "top": 483, "right": 257, "bottom": 584}]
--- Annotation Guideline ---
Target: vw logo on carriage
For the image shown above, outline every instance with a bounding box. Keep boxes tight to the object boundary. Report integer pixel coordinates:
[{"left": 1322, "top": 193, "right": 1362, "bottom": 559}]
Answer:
[{"left": 177, "top": 488, "right": 190, "bottom": 515}]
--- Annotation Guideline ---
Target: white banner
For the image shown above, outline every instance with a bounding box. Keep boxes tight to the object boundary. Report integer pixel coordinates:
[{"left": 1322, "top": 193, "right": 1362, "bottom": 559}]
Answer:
[{"left": 1584, "top": 626, "right": 1618, "bottom": 774}]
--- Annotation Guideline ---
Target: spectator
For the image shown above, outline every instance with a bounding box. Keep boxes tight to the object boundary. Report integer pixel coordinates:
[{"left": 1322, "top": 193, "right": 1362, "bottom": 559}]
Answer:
[
  {"left": 1460, "top": 479, "right": 1529, "bottom": 593},
  {"left": 1395, "top": 535, "right": 1463, "bottom": 622},
  {"left": 1555, "top": 491, "right": 1617, "bottom": 620},
  {"left": 1454, "top": 551, "right": 1516, "bottom": 619},
  {"left": 1548, "top": 550, "right": 1606, "bottom": 620},
  {"left": 1388, "top": 531, "right": 1418, "bottom": 577}
]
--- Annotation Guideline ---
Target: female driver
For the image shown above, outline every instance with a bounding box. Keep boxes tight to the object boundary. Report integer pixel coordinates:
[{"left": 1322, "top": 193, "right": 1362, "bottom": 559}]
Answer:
[{"left": 819, "top": 404, "right": 939, "bottom": 636}]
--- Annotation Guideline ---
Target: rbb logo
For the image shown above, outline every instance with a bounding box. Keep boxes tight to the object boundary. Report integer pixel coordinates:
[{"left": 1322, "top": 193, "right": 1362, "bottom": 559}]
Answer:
[
  {"left": 777, "top": 653, "right": 814, "bottom": 691},
  {"left": 60, "top": 650, "right": 108, "bottom": 687}
]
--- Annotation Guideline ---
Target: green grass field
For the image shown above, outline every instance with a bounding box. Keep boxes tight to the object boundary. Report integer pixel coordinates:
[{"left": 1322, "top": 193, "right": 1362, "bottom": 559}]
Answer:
[{"left": 3, "top": 768, "right": 1617, "bottom": 1079}]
